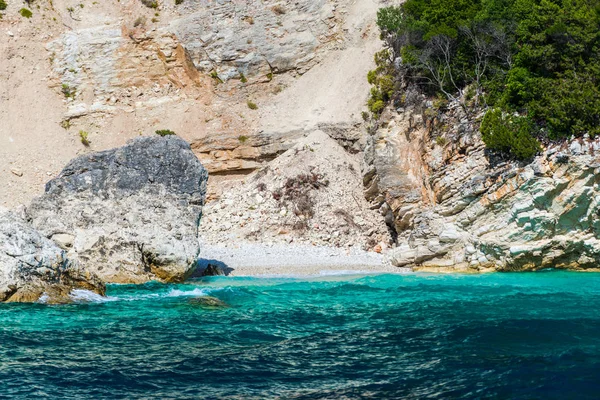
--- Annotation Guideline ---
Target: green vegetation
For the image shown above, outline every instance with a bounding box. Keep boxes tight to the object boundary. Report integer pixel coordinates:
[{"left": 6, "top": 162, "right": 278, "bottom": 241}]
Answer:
[
  {"left": 371, "top": 0, "right": 600, "bottom": 159},
  {"left": 61, "top": 84, "right": 75, "bottom": 99},
  {"left": 156, "top": 129, "right": 176, "bottom": 136},
  {"left": 60, "top": 119, "right": 72, "bottom": 130},
  {"left": 175, "top": 0, "right": 183, "bottom": 4},
  {"left": 0, "top": 1, "right": 7, "bottom": 11},
  {"left": 239, "top": 72, "right": 247, "bottom": 83},
  {"left": 19, "top": 7, "right": 32, "bottom": 17},
  {"left": 247, "top": 100, "right": 258, "bottom": 110},
  {"left": 210, "top": 70, "right": 223, "bottom": 84},
  {"left": 79, "top": 131, "right": 90, "bottom": 147},
  {"left": 238, "top": 135, "right": 249, "bottom": 143}
]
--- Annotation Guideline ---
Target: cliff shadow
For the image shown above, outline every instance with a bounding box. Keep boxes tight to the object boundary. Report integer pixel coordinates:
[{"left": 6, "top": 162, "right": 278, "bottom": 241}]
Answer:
[{"left": 191, "top": 258, "right": 234, "bottom": 277}]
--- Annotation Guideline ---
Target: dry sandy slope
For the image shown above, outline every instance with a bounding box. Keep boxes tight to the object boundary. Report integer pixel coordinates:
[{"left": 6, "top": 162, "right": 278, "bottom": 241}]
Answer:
[
  {"left": 0, "top": 0, "right": 211, "bottom": 208},
  {"left": 257, "top": 0, "right": 382, "bottom": 136}
]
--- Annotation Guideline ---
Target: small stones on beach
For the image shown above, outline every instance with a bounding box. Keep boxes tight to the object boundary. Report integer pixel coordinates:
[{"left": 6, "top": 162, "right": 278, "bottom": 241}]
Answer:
[{"left": 10, "top": 168, "right": 23, "bottom": 177}]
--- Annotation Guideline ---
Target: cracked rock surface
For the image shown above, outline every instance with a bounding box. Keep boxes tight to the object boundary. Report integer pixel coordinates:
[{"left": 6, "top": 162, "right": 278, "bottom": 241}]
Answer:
[
  {"left": 0, "top": 208, "right": 105, "bottom": 303},
  {"left": 27, "top": 136, "right": 208, "bottom": 284}
]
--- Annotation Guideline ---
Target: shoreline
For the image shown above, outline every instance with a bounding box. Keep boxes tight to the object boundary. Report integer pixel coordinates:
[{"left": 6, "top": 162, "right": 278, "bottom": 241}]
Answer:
[{"left": 197, "top": 241, "right": 404, "bottom": 277}]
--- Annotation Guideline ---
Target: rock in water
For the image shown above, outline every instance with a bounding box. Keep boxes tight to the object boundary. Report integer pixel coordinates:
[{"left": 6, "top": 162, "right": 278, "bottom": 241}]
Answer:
[
  {"left": 188, "top": 296, "right": 229, "bottom": 308},
  {"left": 27, "top": 136, "right": 208, "bottom": 284},
  {"left": 0, "top": 208, "right": 105, "bottom": 303}
]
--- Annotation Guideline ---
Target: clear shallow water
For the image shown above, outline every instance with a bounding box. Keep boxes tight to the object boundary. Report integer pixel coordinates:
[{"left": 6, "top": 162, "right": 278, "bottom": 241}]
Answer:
[{"left": 2, "top": 271, "right": 600, "bottom": 399}]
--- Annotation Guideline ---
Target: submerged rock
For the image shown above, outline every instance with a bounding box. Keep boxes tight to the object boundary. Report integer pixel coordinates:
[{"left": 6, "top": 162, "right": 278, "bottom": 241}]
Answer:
[
  {"left": 0, "top": 208, "right": 105, "bottom": 303},
  {"left": 188, "top": 296, "right": 229, "bottom": 309},
  {"left": 27, "top": 136, "right": 208, "bottom": 284}
]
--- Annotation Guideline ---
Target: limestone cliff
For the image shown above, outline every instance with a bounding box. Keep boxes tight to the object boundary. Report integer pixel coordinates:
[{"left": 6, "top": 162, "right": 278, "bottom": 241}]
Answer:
[
  {"left": 364, "top": 103, "right": 600, "bottom": 272},
  {"left": 0, "top": 0, "right": 382, "bottom": 207}
]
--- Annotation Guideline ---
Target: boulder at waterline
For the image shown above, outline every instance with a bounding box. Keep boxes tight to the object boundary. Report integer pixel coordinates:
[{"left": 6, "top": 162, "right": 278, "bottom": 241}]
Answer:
[
  {"left": 0, "top": 208, "right": 105, "bottom": 303},
  {"left": 27, "top": 136, "right": 208, "bottom": 284}
]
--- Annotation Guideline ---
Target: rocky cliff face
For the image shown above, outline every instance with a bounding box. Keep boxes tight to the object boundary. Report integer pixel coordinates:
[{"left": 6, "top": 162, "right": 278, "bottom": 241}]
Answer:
[
  {"left": 0, "top": 208, "right": 105, "bottom": 303},
  {"left": 171, "top": 0, "right": 341, "bottom": 81},
  {"left": 365, "top": 103, "right": 600, "bottom": 272},
  {"left": 27, "top": 136, "right": 208, "bottom": 283},
  {"left": 0, "top": 0, "right": 382, "bottom": 208}
]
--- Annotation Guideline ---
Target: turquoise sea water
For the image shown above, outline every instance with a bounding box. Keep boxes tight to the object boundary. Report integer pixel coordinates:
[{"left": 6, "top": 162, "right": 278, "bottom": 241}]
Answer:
[{"left": 1, "top": 271, "right": 600, "bottom": 399}]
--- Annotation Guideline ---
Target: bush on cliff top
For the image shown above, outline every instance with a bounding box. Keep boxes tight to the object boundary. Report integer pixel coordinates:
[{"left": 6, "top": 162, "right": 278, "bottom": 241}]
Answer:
[
  {"left": 371, "top": 0, "right": 600, "bottom": 159},
  {"left": 0, "top": 0, "right": 7, "bottom": 11}
]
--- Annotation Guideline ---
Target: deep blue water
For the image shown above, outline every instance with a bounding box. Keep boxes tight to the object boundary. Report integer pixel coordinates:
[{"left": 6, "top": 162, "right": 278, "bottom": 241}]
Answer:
[{"left": 1, "top": 271, "right": 600, "bottom": 399}]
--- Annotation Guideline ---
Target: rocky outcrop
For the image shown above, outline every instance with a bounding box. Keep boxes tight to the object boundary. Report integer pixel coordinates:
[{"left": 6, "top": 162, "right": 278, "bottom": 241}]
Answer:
[
  {"left": 202, "top": 130, "right": 390, "bottom": 250},
  {"left": 365, "top": 104, "right": 600, "bottom": 272},
  {"left": 27, "top": 136, "right": 208, "bottom": 284},
  {"left": 171, "top": 0, "right": 340, "bottom": 81},
  {"left": 47, "top": 26, "right": 203, "bottom": 119},
  {"left": 0, "top": 208, "right": 105, "bottom": 303}
]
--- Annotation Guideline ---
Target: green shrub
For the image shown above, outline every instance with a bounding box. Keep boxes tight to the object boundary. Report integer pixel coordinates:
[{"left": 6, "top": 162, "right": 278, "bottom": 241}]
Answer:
[
  {"left": 481, "top": 109, "right": 540, "bottom": 160},
  {"left": 368, "top": 99, "right": 385, "bottom": 115},
  {"left": 239, "top": 73, "right": 247, "bottom": 83},
  {"left": 0, "top": 0, "right": 7, "bottom": 11},
  {"left": 61, "top": 84, "right": 75, "bottom": 98},
  {"left": 61, "top": 119, "right": 72, "bottom": 130},
  {"left": 247, "top": 101, "right": 258, "bottom": 110},
  {"left": 238, "top": 135, "right": 248, "bottom": 143},
  {"left": 175, "top": 0, "right": 183, "bottom": 4},
  {"left": 210, "top": 71, "right": 223, "bottom": 84},
  {"left": 79, "top": 131, "right": 90, "bottom": 146},
  {"left": 371, "top": 0, "right": 600, "bottom": 159},
  {"left": 155, "top": 129, "right": 176, "bottom": 136},
  {"left": 19, "top": 7, "right": 32, "bottom": 17}
]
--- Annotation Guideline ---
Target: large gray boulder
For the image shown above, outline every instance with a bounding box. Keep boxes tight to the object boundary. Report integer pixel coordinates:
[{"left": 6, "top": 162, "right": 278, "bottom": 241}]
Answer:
[
  {"left": 0, "top": 208, "right": 105, "bottom": 303},
  {"left": 27, "top": 136, "right": 208, "bottom": 284}
]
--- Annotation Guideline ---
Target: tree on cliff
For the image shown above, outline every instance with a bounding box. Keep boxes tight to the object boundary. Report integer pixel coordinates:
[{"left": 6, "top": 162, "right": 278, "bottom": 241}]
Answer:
[{"left": 369, "top": 0, "right": 600, "bottom": 160}]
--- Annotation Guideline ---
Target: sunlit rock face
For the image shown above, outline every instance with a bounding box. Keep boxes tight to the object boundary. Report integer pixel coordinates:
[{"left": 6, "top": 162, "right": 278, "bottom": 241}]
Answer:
[
  {"left": 0, "top": 208, "right": 105, "bottom": 303},
  {"left": 365, "top": 105, "right": 600, "bottom": 272},
  {"left": 27, "top": 136, "right": 208, "bottom": 284}
]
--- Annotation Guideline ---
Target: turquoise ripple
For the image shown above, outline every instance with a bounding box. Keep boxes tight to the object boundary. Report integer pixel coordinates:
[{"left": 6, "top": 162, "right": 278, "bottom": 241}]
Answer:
[{"left": 1, "top": 271, "right": 600, "bottom": 398}]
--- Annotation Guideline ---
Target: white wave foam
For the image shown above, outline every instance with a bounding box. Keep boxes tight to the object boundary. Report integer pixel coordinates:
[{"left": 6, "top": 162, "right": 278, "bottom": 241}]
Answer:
[
  {"left": 37, "top": 293, "right": 50, "bottom": 304},
  {"left": 165, "top": 288, "right": 211, "bottom": 297},
  {"left": 69, "top": 289, "right": 118, "bottom": 303}
]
